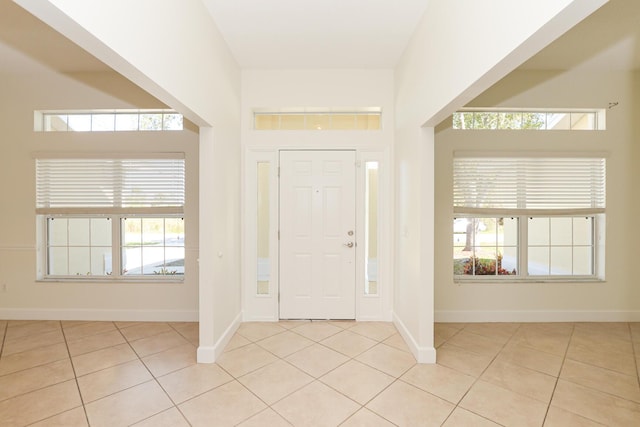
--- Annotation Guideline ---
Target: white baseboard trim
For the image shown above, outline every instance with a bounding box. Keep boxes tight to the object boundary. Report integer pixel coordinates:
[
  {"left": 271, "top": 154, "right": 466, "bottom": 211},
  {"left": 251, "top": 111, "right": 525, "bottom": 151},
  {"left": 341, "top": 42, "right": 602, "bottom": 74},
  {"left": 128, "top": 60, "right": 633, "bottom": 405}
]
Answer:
[
  {"left": 0, "top": 308, "right": 198, "bottom": 322},
  {"left": 197, "top": 311, "right": 242, "bottom": 364},
  {"left": 435, "top": 310, "right": 640, "bottom": 323},
  {"left": 393, "top": 313, "right": 436, "bottom": 364}
]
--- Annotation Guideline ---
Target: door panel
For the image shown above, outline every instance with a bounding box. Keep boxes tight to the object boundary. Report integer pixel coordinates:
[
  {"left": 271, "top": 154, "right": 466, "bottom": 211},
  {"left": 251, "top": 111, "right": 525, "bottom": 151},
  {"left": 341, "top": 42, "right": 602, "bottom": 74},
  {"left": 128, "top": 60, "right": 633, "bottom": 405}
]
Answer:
[{"left": 279, "top": 150, "right": 356, "bottom": 319}]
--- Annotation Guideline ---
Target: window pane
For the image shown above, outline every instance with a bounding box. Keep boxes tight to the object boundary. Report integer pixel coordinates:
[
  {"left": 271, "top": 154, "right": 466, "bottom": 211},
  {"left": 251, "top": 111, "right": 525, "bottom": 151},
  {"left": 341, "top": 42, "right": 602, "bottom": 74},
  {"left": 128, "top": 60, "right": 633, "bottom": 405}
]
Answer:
[
  {"left": 69, "top": 247, "right": 90, "bottom": 275},
  {"left": 280, "top": 115, "right": 305, "bottom": 130},
  {"left": 550, "top": 247, "right": 572, "bottom": 275},
  {"left": 67, "top": 114, "right": 91, "bottom": 131},
  {"left": 257, "top": 162, "right": 270, "bottom": 295},
  {"left": 139, "top": 114, "right": 163, "bottom": 131},
  {"left": 547, "top": 112, "right": 570, "bottom": 130},
  {"left": 91, "top": 114, "right": 115, "bottom": 131},
  {"left": 44, "top": 114, "right": 68, "bottom": 131},
  {"left": 255, "top": 114, "right": 279, "bottom": 130},
  {"left": 365, "top": 162, "right": 379, "bottom": 294},
  {"left": 573, "top": 217, "right": 593, "bottom": 246},
  {"left": 90, "top": 218, "right": 112, "bottom": 246},
  {"left": 122, "top": 217, "right": 184, "bottom": 276},
  {"left": 48, "top": 218, "right": 68, "bottom": 246},
  {"left": 550, "top": 217, "right": 572, "bottom": 245},
  {"left": 305, "top": 114, "right": 329, "bottom": 130},
  {"left": 528, "top": 218, "right": 549, "bottom": 246},
  {"left": 48, "top": 247, "right": 68, "bottom": 275},
  {"left": 477, "top": 218, "right": 496, "bottom": 247},
  {"left": 521, "top": 112, "right": 546, "bottom": 130},
  {"left": 68, "top": 218, "right": 90, "bottom": 246},
  {"left": 91, "top": 247, "right": 112, "bottom": 275},
  {"left": 162, "top": 113, "right": 183, "bottom": 130},
  {"left": 330, "top": 114, "right": 356, "bottom": 130},
  {"left": 115, "top": 114, "right": 139, "bottom": 131},
  {"left": 573, "top": 247, "right": 593, "bottom": 275},
  {"left": 528, "top": 247, "right": 550, "bottom": 275},
  {"left": 571, "top": 112, "right": 595, "bottom": 130},
  {"left": 500, "top": 246, "right": 518, "bottom": 275}
]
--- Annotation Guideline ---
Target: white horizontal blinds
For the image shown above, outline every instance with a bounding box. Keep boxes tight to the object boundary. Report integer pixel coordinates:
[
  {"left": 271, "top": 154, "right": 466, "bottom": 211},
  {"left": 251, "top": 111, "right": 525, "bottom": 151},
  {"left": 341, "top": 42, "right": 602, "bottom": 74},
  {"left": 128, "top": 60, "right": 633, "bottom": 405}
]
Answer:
[
  {"left": 453, "top": 157, "right": 606, "bottom": 215},
  {"left": 36, "top": 157, "right": 185, "bottom": 214}
]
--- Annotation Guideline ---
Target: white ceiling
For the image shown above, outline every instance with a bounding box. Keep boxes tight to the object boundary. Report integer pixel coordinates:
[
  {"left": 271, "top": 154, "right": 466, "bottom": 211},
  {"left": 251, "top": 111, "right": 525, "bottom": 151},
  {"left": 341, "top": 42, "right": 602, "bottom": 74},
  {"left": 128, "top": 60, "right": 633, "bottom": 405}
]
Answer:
[
  {"left": 0, "top": 0, "right": 639, "bottom": 76},
  {"left": 201, "top": 0, "right": 430, "bottom": 68}
]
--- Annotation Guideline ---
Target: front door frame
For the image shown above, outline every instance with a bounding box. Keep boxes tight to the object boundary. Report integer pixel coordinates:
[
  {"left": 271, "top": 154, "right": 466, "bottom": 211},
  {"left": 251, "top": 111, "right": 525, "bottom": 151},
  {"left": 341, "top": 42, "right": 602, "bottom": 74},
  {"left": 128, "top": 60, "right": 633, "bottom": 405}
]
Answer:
[{"left": 242, "top": 146, "right": 392, "bottom": 322}]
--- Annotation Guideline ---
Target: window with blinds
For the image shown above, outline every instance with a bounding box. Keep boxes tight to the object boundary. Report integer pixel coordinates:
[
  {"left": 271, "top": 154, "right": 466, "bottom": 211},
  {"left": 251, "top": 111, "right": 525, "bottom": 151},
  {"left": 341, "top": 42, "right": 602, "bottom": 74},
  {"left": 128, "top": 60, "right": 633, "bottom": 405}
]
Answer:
[
  {"left": 35, "top": 154, "right": 186, "bottom": 280},
  {"left": 35, "top": 156, "right": 185, "bottom": 214},
  {"left": 453, "top": 157, "right": 606, "bottom": 214},
  {"left": 452, "top": 155, "right": 606, "bottom": 281}
]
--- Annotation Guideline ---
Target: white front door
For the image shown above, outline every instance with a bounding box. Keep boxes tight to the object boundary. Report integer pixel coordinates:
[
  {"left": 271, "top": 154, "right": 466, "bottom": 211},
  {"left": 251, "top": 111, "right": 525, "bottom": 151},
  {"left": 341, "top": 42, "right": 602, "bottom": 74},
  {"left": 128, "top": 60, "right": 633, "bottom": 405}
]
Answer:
[{"left": 279, "top": 150, "right": 356, "bottom": 319}]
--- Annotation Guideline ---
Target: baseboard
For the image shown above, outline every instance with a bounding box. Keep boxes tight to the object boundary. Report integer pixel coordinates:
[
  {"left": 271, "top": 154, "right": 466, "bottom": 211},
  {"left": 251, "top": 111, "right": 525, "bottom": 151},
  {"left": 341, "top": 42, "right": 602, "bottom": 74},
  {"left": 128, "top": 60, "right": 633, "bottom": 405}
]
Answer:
[
  {"left": 196, "top": 311, "right": 242, "bottom": 364},
  {"left": 435, "top": 310, "right": 640, "bottom": 323},
  {"left": 0, "top": 308, "right": 198, "bottom": 322},
  {"left": 393, "top": 313, "right": 436, "bottom": 364}
]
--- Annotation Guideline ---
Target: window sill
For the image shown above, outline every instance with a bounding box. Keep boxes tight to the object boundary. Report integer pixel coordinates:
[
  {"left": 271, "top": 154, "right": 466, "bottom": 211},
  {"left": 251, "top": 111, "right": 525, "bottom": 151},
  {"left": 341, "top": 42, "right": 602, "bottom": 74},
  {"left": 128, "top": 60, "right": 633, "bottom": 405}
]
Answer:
[
  {"left": 454, "top": 277, "right": 605, "bottom": 285},
  {"left": 37, "top": 277, "right": 184, "bottom": 284}
]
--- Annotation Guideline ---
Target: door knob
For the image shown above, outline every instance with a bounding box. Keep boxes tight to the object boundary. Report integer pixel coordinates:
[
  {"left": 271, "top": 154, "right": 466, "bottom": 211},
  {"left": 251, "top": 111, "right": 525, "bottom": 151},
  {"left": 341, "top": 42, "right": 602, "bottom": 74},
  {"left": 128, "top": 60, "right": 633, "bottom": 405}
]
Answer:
[{"left": 343, "top": 242, "right": 354, "bottom": 248}]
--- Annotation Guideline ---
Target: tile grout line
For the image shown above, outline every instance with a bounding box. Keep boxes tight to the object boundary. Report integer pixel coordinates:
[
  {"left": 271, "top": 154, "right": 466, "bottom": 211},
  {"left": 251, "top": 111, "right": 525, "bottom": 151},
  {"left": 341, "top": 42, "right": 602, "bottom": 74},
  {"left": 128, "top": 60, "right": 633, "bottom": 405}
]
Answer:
[
  {"left": 540, "top": 322, "right": 575, "bottom": 426},
  {"left": 437, "top": 322, "right": 523, "bottom": 427},
  {"left": 59, "top": 320, "right": 92, "bottom": 427}
]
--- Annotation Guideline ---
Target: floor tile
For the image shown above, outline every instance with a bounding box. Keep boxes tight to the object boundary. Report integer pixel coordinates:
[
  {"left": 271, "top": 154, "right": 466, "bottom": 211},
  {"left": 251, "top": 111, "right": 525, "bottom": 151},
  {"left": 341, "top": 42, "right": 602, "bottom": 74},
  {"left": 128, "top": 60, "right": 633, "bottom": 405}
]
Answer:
[
  {"left": 321, "top": 329, "right": 378, "bottom": 357},
  {"left": 237, "top": 322, "right": 287, "bottom": 341},
  {"left": 434, "top": 323, "right": 464, "bottom": 343},
  {"left": 66, "top": 329, "right": 126, "bottom": 357},
  {"left": 256, "top": 330, "right": 314, "bottom": 358},
  {"left": 223, "top": 333, "right": 252, "bottom": 352},
  {"left": 179, "top": 380, "right": 267, "bottom": 426},
  {"left": 481, "top": 359, "right": 557, "bottom": 403},
  {"left": 445, "top": 331, "right": 505, "bottom": 357},
  {"left": 141, "top": 343, "right": 197, "bottom": 377},
  {"left": 77, "top": 359, "right": 153, "bottom": 403},
  {"left": 119, "top": 322, "right": 172, "bottom": 342},
  {"left": 543, "top": 405, "right": 606, "bottom": 427},
  {"left": 460, "top": 380, "right": 549, "bottom": 427},
  {"left": 382, "top": 333, "right": 411, "bottom": 353},
  {"left": 566, "top": 341, "right": 637, "bottom": 375},
  {"left": 4, "top": 320, "right": 60, "bottom": 341},
  {"left": 0, "top": 342, "right": 69, "bottom": 376},
  {"left": 496, "top": 342, "right": 564, "bottom": 376},
  {"left": 63, "top": 322, "right": 117, "bottom": 342},
  {"left": 574, "top": 322, "right": 631, "bottom": 341},
  {"left": 551, "top": 379, "right": 640, "bottom": 426},
  {"left": 367, "top": 380, "right": 454, "bottom": 426},
  {"left": 0, "top": 359, "right": 75, "bottom": 402},
  {"left": 71, "top": 343, "right": 138, "bottom": 377},
  {"left": 291, "top": 321, "right": 343, "bottom": 341},
  {"left": 238, "top": 359, "right": 313, "bottom": 405},
  {"left": 571, "top": 328, "right": 633, "bottom": 354},
  {"left": 348, "top": 322, "right": 397, "bottom": 342},
  {"left": 29, "top": 406, "right": 88, "bottom": 427},
  {"left": 511, "top": 327, "right": 571, "bottom": 356},
  {"left": 340, "top": 408, "right": 395, "bottom": 426},
  {"left": 131, "top": 407, "right": 190, "bottom": 427},
  {"left": 157, "top": 363, "right": 233, "bottom": 403},
  {"left": 560, "top": 358, "right": 640, "bottom": 403},
  {"left": 285, "top": 343, "right": 349, "bottom": 378},
  {"left": 129, "top": 330, "right": 189, "bottom": 358},
  {"left": 237, "top": 408, "right": 292, "bottom": 427},
  {"left": 462, "top": 322, "right": 520, "bottom": 344},
  {"left": 328, "top": 320, "right": 357, "bottom": 330},
  {"left": 277, "top": 320, "right": 311, "bottom": 330},
  {"left": 272, "top": 381, "right": 360, "bottom": 427},
  {"left": 401, "top": 362, "right": 475, "bottom": 404},
  {"left": 441, "top": 407, "right": 501, "bottom": 427},
  {"left": 320, "top": 359, "right": 395, "bottom": 405},
  {"left": 85, "top": 380, "right": 173, "bottom": 427},
  {"left": 2, "top": 329, "right": 65, "bottom": 356},
  {"left": 0, "top": 380, "right": 81, "bottom": 427},
  {"left": 217, "top": 343, "right": 279, "bottom": 377},
  {"left": 435, "top": 343, "right": 495, "bottom": 377},
  {"left": 356, "top": 343, "right": 416, "bottom": 377}
]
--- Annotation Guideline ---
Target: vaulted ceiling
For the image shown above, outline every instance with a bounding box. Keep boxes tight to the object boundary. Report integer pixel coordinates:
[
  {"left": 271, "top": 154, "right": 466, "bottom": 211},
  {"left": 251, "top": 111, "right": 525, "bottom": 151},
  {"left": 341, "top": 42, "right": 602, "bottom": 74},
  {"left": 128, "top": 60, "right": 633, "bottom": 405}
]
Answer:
[{"left": 0, "top": 0, "right": 638, "bottom": 76}]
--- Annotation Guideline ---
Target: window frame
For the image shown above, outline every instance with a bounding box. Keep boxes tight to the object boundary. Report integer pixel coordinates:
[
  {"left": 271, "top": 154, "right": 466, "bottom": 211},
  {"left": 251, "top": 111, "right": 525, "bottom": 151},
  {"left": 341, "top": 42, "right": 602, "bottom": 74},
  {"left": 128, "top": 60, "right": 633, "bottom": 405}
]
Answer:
[
  {"left": 35, "top": 153, "right": 186, "bottom": 283},
  {"left": 39, "top": 213, "right": 185, "bottom": 282},
  {"left": 453, "top": 213, "right": 605, "bottom": 283},
  {"left": 452, "top": 154, "right": 606, "bottom": 283}
]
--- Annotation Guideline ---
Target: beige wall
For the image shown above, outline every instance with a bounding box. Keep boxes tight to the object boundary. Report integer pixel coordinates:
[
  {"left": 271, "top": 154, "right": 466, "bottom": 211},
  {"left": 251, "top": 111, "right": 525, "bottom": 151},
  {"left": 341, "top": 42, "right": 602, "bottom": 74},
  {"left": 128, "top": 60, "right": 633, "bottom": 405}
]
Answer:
[
  {"left": 434, "top": 69, "right": 639, "bottom": 321},
  {"left": 0, "top": 69, "right": 199, "bottom": 320}
]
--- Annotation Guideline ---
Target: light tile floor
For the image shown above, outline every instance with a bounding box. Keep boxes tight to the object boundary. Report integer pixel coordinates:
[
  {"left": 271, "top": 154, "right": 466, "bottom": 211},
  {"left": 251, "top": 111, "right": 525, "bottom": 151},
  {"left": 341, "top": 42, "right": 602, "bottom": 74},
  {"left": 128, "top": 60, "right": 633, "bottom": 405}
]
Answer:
[{"left": 1, "top": 320, "right": 640, "bottom": 426}]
